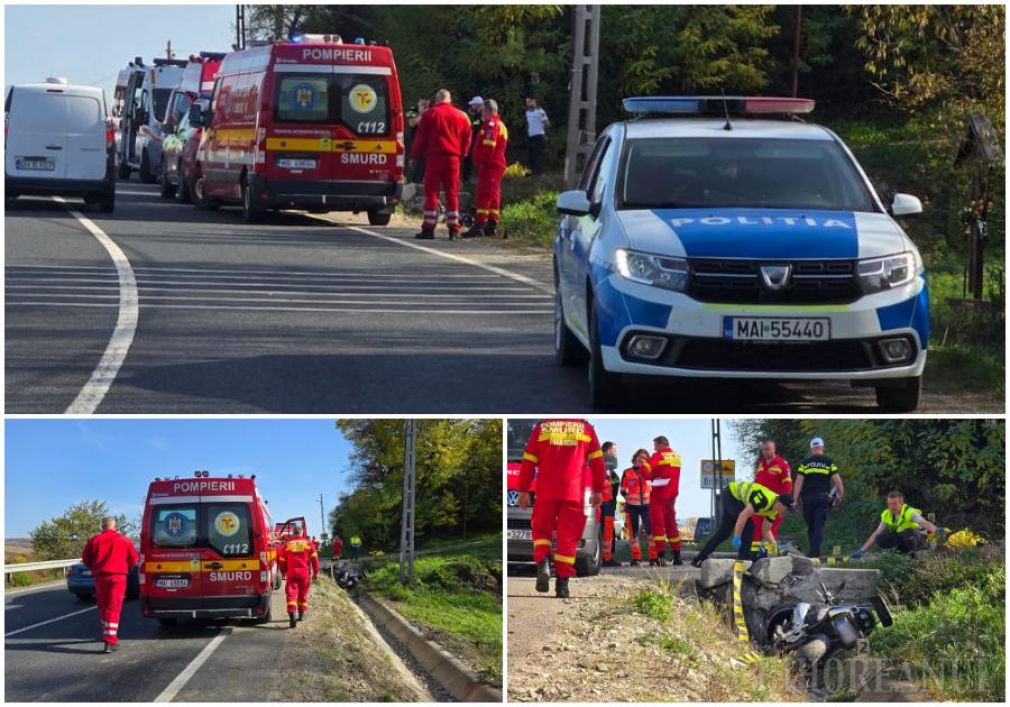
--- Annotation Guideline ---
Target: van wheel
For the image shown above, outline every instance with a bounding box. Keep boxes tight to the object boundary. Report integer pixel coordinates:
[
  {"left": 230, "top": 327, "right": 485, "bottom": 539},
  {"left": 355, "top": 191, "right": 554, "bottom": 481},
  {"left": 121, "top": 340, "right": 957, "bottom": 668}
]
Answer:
[
  {"left": 139, "top": 150, "right": 157, "bottom": 184},
  {"left": 555, "top": 284, "right": 588, "bottom": 366},
  {"left": 160, "top": 166, "right": 177, "bottom": 199},
  {"left": 574, "top": 531, "right": 602, "bottom": 577},
  {"left": 96, "top": 190, "right": 115, "bottom": 214},
  {"left": 191, "top": 172, "right": 218, "bottom": 210},
  {"left": 875, "top": 377, "right": 921, "bottom": 413},
  {"left": 241, "top": 180, "right": 262, "bottom": 223},
  {"left": 176, "top": 162, "right": 191, "bottom": 203},
  {"left": 588, "top": 302, "right": 622, "bottom": 409},
  {"left": 118, "top": 161, "right": 131, "bottom": 180},
  {"left": 156, "top": 618, "right": 178, "bottom": 627},
  {"left": 367, "top": 209, "right": 392, "bottom": 226},
  {"left": 253, "top": 599, "right": 273, "bottom": 624}
]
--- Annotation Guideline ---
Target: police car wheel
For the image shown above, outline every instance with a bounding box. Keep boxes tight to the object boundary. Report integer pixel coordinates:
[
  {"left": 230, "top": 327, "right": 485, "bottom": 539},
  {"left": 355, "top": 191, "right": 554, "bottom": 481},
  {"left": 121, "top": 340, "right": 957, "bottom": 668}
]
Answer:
[
  {"left": 875, "top": 377, "right": 921, "bottom": 413},
  {"left": 588, "top": 303, "right": 622, "bottom": 409},
  {"left": 554, "top": 287, "right": 588, "bottom": 367}
]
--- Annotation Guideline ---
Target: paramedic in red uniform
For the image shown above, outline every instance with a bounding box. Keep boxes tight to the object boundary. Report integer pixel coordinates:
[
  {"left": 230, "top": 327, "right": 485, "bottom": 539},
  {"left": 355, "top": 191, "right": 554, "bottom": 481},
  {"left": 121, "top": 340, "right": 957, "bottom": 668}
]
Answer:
[
  {"left": 463, "top": 99, "right": 508, "bottom": 238},
  {"left": 332, "top": 535, "right": 343, "bottom": 560},
  {"left": 278, "top": 529, "right": 320, "bottom": 628},
  {"left": 517, "top": 419, "right": 606, "bottom": 598},
  {"left": 409, "top": 89, "right": 472, "bottom": 240},
  {"left": 751, "top": 440, "right": 792, "bottom": 555},
  {"left": 81, "top": 517, "right": 139, "bottom": 653},
  {"left": 645, "top": 436, "right": 683, "bottom": 566}
]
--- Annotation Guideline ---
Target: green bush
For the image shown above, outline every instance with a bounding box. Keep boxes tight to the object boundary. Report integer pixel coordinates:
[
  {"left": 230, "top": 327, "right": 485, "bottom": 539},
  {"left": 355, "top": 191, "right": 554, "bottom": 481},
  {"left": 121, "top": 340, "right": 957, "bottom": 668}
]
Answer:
[
  {"left": 9, "top": 573, "right": 32, "bottom": 587},
  {"left": 500, "top": 191, "right": 559, "bottom": 246},
  {"left": 632, "top": 589, "right": 673, "bottom": 622}
]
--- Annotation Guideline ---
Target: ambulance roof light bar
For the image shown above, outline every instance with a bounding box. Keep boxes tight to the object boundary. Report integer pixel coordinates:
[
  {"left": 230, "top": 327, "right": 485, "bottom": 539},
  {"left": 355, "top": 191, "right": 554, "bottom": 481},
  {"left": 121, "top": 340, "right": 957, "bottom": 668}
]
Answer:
[
  {"left": 622, "top": 96, "right": 815, "bottom": 118},
  {"left": 289, "top": 33, "right": 344, "bottom": 44}
]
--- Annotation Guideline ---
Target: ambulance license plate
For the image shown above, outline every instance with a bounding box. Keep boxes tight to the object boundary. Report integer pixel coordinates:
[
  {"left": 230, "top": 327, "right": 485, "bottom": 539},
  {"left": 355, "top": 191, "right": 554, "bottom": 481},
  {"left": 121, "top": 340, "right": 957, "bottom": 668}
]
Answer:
[
  {"left": 155, "top": 577, "right": 189, "bottom": 589},
  {"left": 506, "top": 529, "right": 532, "bottom": 541},
  {"left": 277, "top": 158, "right": 316, "bottom": 170},
  {"left": 725, "top": 316, "right": 831, "bottom": 342},
  {"left": 16, "top": 157, "right": 55, "bottom": 171}
]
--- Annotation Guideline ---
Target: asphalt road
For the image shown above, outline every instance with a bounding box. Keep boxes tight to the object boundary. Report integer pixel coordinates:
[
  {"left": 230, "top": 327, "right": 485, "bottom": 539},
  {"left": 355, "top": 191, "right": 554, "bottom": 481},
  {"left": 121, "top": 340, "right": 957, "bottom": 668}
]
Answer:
[
  {"left": 6, "top": 180, "right": 994, "bottom": 413},
  {"left": 4, "top": 582, "right": 287, "bottom": 702}
]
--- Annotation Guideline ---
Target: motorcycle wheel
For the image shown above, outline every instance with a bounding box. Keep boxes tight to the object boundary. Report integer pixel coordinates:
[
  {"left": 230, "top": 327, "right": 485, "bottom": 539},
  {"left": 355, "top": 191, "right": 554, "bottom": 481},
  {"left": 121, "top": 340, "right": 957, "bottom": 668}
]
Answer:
[{"left": 797, "top": 634, "right": 831, "bottom": 664}]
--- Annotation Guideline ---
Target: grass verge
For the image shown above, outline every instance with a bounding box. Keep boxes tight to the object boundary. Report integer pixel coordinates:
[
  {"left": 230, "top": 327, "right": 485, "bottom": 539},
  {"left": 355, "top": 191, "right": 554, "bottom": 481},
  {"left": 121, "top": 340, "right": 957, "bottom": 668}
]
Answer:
[{"left": 364, "top": 536, "right": 503, "bottom": 687}]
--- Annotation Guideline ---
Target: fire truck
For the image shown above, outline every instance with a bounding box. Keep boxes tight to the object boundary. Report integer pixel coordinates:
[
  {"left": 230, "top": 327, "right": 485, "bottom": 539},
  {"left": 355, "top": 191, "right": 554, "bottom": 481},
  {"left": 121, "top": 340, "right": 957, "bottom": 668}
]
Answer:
[{"left": 505, "top": 420, "right": 602, "bottom": 576}]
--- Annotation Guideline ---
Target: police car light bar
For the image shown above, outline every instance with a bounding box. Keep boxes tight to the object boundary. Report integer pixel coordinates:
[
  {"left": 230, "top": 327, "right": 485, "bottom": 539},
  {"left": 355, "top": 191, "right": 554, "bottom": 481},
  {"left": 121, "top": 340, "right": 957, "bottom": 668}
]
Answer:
[{"left": 623, "top": 96, "right": 815, "bottom": 116}]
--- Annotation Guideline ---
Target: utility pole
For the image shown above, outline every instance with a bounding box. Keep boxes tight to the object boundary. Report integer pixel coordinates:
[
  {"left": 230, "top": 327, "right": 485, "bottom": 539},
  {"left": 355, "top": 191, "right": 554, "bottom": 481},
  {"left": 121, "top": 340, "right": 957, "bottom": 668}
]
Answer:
[
  {"left": 235, "top": 5, "right": 247, "bottom": 51},
  {"left": 710, "top": 419, "right": 723, "bottom": 519},
  {"left": 790, "top": 6, "right": 803, "bottom": 97},
  {"left": 564, "top": 5, "right": 601, "bottom": 188},
  {"left": 399, "top": 420, "right": 417, "bottom": 585},
  {"left": 165, "top": 40, "right": 174, "bottom": 61},
  {"left": 317, "top": 493, "right": 326, "bottom": 540}
]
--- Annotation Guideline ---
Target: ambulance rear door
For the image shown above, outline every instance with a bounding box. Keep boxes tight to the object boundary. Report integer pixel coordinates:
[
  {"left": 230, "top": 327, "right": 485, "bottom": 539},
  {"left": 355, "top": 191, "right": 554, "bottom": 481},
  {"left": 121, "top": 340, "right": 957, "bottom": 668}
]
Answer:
[
  {"left": 199, "top": 499, "right": 260, "bottom": 607},
  {"left": 146, "top": 495, "right": 204, "bottom": 610}
]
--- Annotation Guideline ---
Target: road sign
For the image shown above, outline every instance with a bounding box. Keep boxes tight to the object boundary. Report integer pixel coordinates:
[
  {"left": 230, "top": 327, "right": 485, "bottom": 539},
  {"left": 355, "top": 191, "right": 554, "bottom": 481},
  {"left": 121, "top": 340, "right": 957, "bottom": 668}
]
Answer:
[{"left": 701, "top": 459, "right": 735, "bottom": 489}]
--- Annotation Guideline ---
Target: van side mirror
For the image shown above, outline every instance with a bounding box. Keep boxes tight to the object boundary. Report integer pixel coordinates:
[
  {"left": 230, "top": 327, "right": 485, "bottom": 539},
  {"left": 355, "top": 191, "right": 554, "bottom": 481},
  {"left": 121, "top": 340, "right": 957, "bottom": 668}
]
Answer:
[
  {"left": 187, "top": 104, "right": 204, "bottom": 127},
  {"left": 557, "top": 189, "right": 592, "bottom": 216},
  {"left": 891, "top": 193, "right": 923, "bottom": 217}
]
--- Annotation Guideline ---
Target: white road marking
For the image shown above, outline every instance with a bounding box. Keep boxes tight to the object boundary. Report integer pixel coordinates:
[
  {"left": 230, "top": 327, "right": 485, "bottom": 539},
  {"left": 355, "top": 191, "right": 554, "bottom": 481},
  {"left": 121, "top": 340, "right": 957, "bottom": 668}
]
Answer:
[
  {"left": 7, "top": 301, "right": 552, "bottom": 315},
  {"left": 9, "top": 263, "right": 504, "bottom": 280},
  {"left": 7, "top": 281, "right": 544, "bottom": 294},
  {"left": 7, "top": 289, "right": 549, "bottom": 303},
  {"left": 339, "top": 223, "right": 554, "bottom": 294},
  {"left": 154, "top": 627, "right": 233, "bottom": 702},
  {"left": 4, "top": 606, "right": 96, "bottom": 637},
  {"left": 54, "top": 198, "right": 138, "bottom": 414}
]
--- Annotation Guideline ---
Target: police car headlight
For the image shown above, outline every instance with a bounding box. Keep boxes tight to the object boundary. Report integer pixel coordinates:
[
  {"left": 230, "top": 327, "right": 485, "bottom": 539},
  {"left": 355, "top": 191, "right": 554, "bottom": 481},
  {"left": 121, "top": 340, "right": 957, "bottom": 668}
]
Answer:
[
  {"left": 615, "top": 249, "right": 688, "bottom": 292},
  {"left": 857, "top": 252, "right": 915, "bottom": 293}
]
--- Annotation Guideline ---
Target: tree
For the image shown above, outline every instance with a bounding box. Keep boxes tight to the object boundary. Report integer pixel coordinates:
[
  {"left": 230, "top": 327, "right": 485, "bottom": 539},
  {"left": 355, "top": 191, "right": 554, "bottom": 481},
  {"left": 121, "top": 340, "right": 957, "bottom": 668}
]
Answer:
[{"left": 30, "top": 500, "right": 139, "bottom": 561}]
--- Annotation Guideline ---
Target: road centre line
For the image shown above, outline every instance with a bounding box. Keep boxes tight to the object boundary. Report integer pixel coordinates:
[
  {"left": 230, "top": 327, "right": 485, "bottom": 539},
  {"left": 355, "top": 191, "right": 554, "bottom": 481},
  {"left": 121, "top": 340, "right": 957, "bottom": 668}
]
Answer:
[
  {"left": 54, "top": 198, "right": 138, "bottom": 415},
  {"left": 4, "top": 606, "right": 96, "bottom": 637},
  {"left": 153, "top": 627, "right": 233, "bottom": 702},
  {"left": 7, "top": 301, "right": 552, "bottom": 315}
]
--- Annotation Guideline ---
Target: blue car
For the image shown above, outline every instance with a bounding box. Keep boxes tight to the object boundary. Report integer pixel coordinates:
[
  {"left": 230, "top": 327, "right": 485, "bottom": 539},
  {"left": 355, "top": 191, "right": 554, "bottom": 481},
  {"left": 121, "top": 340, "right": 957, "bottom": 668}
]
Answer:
[
  {"left": 66, "top": 547, "right": 141, "bottom": 600},
  {"left": 553, "top": 96, "right": 928, "bottom": 411}
]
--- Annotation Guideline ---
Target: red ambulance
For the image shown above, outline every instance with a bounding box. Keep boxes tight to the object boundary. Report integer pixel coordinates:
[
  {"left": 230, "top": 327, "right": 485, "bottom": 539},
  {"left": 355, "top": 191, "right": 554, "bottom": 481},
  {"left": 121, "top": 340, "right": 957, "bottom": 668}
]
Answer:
[
  {"left": 189, "top": 35, "right": 405, "bottom": 224},
  {"left": 139, "top": 471, "right": 281, "bottom": 624}
]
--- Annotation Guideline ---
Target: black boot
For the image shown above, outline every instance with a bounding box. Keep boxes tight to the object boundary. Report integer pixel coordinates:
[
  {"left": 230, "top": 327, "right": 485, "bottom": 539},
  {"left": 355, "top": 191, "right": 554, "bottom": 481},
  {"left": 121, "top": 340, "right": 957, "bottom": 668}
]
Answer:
[
  {"left": 461, "top": 223, "right": 482, "bottom": 239},
  {"left": 448, "top": 229, "right": 460, "bottom": 241},
  {"left": 555, "top": 577, "right": 570, "bottom": 599},
  {"left": 630, "top": 559, "right": 641, "bottom": 567},
  {"left": 648, "top": 559, "right": 658, "bottom": 567},
  {"left": 414, "top": 229, "right": 435, "bottom": 240},
  {"left": 103, "top": 642, "right": 113, "bottom": 654},
  {"left": 672, "top": 550, "right": 683, "bottom": 566},
  {"left": 482, "top": 220, "right": 497, "bottom": 237},
  {"left": 289, "top": 613, "right": 297, "bottom": 628},
  {"left": 535, "top": 558, "right": 551, "bottom": 593},
  {"left": 298, "top": 611, "right": 305, "bottom": 622},
  {"left": 691, "top": 556, "right": 704, "bottom": 569}
]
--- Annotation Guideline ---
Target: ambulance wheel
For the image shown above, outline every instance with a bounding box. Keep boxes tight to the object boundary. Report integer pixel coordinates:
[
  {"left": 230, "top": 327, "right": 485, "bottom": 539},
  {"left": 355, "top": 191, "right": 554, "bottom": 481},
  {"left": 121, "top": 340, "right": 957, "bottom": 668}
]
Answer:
[
  {"left": 157, "top": 618, "right": 178, "bottom": 627},
  {"left": 367, "top": 208, "right": 391, "bottom": 226},
  {"left": 875, "top": 377, "right": 921, "bottom": 413},
  {"left": 118, "top": 161, "right": 131, "bottom": 180},
  {"left": 241, "top": 180, "right": 262, "bottom": 223},
  {"left": 139, "top": 150, "right": 157, "bottom": 184},
  {"left": 253, "top": 600, "right": 273, "bottom": 624},
  {"left": 588, "top": 301, "right": 622, "bottom": 409},
  {"left": 554, "top": 276, "right": 588, "bottom": 366},
  {"left": 191, "top": 172, "right": 218, "bottom": 210}
]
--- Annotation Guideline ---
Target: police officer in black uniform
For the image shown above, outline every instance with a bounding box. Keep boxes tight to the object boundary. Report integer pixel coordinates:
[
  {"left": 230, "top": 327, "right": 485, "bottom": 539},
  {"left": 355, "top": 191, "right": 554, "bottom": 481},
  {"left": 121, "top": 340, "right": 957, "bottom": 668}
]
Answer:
[{"left": 792, "top": 437, "right": 845, "bottom": 558}]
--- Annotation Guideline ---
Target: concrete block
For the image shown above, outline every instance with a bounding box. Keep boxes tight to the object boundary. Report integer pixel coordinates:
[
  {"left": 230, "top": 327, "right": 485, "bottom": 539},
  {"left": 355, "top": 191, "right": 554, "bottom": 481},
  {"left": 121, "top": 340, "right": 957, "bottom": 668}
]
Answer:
[
  {"left": 750, "top": 557, "right": 792, "bottom": 586},
  {"left": 790, "top": 554, "right": 817, "bottom": 576},
  {"left": 699, "top": 558, "right": 750, "bottom": 589}
]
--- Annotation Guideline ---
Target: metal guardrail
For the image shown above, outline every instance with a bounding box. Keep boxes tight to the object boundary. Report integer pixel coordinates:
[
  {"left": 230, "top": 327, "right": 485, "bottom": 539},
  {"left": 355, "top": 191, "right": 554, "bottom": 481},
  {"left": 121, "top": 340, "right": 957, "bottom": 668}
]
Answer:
[
  {"left": 4, "top": 558, "right": 80, "bottom": 574},
  {"left": 320, "top": 539, "right": 498, "bottom": 569}
]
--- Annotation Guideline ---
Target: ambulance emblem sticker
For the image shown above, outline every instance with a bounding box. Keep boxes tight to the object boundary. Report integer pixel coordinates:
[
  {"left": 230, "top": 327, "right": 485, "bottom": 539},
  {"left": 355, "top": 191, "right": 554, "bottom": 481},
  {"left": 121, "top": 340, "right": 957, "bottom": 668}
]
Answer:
[
  {"left": 349, "top": 84, "right": 377, "bottom": 114},
  {"left": 292, "top": 82, "right": 316, "bottom": 109},
  {"left": 164, "top": 512, "right": 189, "bottom": 538},
  {"left": 214, "top": 511, "right": 241, "bottom": 537}
]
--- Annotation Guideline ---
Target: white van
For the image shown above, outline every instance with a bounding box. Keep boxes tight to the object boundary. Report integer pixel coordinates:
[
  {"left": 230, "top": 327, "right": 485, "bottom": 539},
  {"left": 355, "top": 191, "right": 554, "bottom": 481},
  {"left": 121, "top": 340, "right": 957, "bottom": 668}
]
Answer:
[{"left": 5, "top": 79, "right": 116, "bottom": 212}]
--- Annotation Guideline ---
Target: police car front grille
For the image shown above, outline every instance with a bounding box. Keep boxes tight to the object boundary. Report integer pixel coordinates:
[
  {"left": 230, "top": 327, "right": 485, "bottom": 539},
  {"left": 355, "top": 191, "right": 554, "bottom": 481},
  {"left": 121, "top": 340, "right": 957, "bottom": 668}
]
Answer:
[
  {"left": 688, "top": 259, "right": 859, "bottom": 304},
  {"left": 675, "top": 339, "right": 876, "bottom": 371}
]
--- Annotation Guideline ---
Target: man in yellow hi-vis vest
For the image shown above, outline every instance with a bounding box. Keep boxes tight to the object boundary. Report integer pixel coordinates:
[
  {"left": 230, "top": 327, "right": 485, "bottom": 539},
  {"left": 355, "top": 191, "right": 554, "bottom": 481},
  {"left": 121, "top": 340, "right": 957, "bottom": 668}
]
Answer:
[
  {"left": 692, "top": 480, "right": 793, "bottom": 567},
  {"left": 851, "top": 491, "right": 941, "bottom": 557}
]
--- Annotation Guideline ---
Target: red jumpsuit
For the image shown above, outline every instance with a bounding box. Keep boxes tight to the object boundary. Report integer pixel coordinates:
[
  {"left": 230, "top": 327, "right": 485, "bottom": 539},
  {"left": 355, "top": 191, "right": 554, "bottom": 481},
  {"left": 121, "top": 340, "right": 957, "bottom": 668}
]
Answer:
[
  {"left": 81, "top": 529, "right": 138, "bottom": 646},
  {"left": 645, "top": 447, "right": 682, "bottom": 556},
  {"left": 278, "top": 536, "right": 320, "bottom": 616},
  {"left": 410, "top": 101, "right": 472, "bottom": 234},
  {"left": 332, "top": 538, "right": 343, "bottom": 559},
  {"left": 472, "top": 115, "right": 508, "bottom": 226},
  {"left": 518, "top": 419, "right": 606, "bottom": 578},
  {"left": 752, "top": 455, "right": 792, "bottom": 552}
]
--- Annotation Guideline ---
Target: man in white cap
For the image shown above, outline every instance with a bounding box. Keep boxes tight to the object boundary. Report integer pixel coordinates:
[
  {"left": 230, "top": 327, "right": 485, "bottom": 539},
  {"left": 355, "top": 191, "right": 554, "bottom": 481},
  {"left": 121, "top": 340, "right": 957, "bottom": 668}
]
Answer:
[
  {"left": 463, "top": 96, "right": 484, "bottom": 184},
  {"left": 792, "top": 437, "right": 845, "bottom": 558}
]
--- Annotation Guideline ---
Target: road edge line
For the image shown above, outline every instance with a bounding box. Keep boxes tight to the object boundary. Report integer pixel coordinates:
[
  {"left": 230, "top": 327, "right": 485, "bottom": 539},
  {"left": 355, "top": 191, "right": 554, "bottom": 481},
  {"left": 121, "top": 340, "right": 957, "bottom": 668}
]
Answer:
[
  {"left": 357, "top": 590, "right": 502, "bottom": 702},
  {"left": 153, "top": 627, "right": 232, "bottom": 702},
  {"left": 56, "top": 197, "right": 139, "bottom": 414},
  {"left": 4, "top": 606, "right": 96, "bottom": 637},
  {"left": 315, "top": 218, "right": 553, "bottom": 294}
]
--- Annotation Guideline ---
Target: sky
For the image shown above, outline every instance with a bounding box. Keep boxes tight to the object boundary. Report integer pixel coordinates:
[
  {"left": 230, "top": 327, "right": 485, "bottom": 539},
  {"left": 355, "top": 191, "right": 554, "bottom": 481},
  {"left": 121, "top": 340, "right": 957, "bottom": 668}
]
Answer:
[
  {"left": 4, "top": 419, "right": 358, "bottom": 538},
  {"left": 4, "top": 5, "right": 237, "bottom": 101}
]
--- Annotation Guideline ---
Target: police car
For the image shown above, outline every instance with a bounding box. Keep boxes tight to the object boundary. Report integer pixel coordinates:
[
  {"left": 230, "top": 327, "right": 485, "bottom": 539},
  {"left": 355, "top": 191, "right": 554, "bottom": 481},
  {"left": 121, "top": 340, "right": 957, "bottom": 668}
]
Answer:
[{"left": 553, "top": 96, "right": 929, "bottom": 412}]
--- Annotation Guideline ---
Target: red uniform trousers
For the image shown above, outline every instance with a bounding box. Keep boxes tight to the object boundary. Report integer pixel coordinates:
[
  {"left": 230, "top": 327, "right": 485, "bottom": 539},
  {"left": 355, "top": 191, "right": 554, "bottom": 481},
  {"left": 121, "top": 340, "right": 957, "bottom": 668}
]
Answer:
[
  {"left": 752, "top": 514, "right": 784, "bottom": 551},
  {"left": 422, "top": 155, "right": 462, "bottom": 232},
  {"left": 94, "top": 573, "right": 127, "bottom": 645},
  {"left": 531, "top": 499, "right": 586, "bottom": 579},
  {"left": 649, "top": 494, "right": 681, "bottom": 554},
  {"left": 474, "top": 164, "right": 505, "bottom": 225},
  {"left": 285, "top": 575, "right": 311, "bottom": 615}
]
